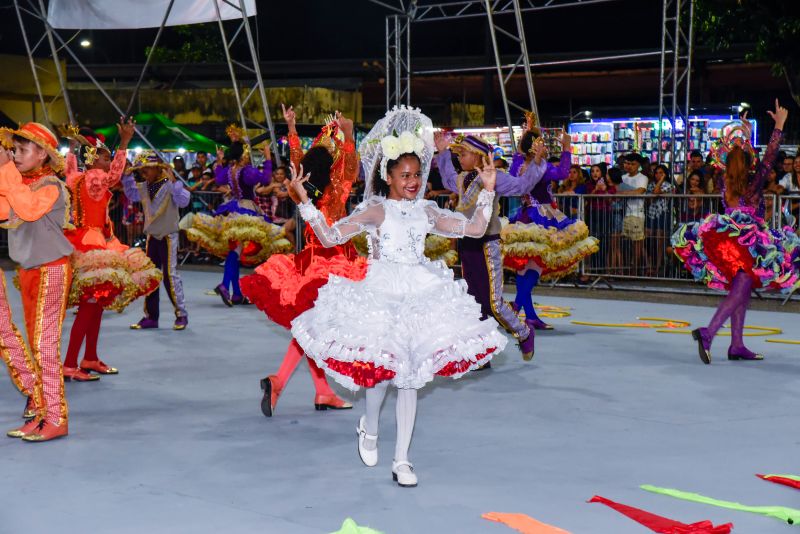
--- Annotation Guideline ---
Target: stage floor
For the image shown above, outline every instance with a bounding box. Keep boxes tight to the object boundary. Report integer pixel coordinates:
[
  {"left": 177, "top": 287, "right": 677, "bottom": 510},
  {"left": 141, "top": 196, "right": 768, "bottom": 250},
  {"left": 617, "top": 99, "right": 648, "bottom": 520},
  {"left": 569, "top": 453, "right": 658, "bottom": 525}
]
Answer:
[{"left": 0, "top": 269, "right": 797, "bottom": 533}]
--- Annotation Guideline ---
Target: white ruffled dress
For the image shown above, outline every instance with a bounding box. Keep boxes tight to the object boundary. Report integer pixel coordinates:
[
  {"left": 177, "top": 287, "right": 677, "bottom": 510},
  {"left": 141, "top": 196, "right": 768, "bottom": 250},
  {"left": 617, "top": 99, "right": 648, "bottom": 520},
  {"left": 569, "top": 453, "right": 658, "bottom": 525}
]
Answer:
[{"left": 291, "top": 191, "right": 508, "bottom": 391}]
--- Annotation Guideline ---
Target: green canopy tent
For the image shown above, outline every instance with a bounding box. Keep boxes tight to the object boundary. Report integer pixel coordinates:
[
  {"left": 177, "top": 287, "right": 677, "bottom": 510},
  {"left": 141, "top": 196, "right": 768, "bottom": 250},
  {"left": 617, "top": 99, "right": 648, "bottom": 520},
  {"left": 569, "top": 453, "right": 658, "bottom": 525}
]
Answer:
[{"left": 95, "top": 113, "right": 219, "bottom": 153}]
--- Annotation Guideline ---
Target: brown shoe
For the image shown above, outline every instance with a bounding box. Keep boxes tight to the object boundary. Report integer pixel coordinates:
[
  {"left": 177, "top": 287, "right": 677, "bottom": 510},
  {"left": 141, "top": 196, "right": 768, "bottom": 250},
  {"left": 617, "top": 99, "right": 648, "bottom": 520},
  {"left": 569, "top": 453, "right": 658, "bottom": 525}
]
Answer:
[{"left": 63, "top": 367, "right": 100, "bottom": 382}]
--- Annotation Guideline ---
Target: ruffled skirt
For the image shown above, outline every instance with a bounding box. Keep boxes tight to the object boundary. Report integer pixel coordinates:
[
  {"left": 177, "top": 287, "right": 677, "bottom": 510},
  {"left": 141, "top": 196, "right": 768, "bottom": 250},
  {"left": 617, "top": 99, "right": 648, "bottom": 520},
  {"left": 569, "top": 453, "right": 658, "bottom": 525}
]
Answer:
[
  {"left": 185, "top": 202, "right": 293, "bottom": 266},
  {"left": 66, "top": 228, "right": 162, "bottom": 312},
  {"left": 239, "top": 243, "right": 368, "bottom": 329},
  {"left": 291, "top": 259, "right": 508, "bottom": 391},
  {"left": 501, "top": 203, "right": 599, "bottom": 280},
  {"left": 671, "top": 208, "right": 800, "bottom": 292}
]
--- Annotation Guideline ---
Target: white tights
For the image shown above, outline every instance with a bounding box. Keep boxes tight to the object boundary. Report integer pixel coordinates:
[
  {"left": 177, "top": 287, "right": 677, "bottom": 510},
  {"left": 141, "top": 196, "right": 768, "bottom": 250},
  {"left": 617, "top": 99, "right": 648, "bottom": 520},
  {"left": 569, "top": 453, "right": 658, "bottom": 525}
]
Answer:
[{"left": 362, "top": 382, "right": 418, "bottom": 470}]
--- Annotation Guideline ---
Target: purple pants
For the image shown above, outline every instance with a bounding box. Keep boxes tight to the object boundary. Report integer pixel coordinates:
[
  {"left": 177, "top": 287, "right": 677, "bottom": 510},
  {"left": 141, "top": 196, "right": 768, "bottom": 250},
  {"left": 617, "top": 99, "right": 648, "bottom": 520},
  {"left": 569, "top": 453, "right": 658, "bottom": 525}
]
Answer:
[
  {"left": 144, "top": 232, "right": 187, "bottom": 321},
  {"left": 459, "top": 235, "right": 530, "bottom": 340}
]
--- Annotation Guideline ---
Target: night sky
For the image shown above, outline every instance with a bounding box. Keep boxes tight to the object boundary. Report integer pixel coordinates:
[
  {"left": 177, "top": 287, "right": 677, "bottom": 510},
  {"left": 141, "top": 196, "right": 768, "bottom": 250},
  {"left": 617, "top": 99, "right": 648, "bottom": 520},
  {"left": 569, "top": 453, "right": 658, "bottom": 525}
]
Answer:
[{"left": 0, "top": 0, "right": 663, "bottom": 65}]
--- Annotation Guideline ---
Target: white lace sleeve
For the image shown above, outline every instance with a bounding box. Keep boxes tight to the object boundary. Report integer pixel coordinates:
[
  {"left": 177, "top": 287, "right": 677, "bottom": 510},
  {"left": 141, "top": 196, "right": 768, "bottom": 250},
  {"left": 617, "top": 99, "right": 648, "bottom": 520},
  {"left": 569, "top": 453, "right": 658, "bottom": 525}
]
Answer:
[
  {"left": 298, "top": 198, "right": 385, "bottom": 248},
  {"left": 425, "top": 190, "right": 495, "bottom": 238}
]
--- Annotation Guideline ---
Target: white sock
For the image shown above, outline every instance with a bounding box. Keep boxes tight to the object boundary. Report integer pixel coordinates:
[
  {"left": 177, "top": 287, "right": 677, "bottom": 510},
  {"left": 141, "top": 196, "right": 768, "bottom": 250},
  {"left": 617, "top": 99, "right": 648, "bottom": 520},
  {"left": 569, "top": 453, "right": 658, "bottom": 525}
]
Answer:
[
  {"left": 363, "top": 381, "right": 388, "bottom": 451},
  {"left": 394, "top": 388, "right": 417, "bottom": 472}
]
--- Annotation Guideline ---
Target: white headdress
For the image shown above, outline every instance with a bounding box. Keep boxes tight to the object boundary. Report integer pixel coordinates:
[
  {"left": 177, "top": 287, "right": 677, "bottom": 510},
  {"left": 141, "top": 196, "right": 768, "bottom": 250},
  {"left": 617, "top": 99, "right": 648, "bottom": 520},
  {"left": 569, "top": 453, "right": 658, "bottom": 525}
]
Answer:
[{"left": 359, "top": 105, "right": 434, "bottom": 199}]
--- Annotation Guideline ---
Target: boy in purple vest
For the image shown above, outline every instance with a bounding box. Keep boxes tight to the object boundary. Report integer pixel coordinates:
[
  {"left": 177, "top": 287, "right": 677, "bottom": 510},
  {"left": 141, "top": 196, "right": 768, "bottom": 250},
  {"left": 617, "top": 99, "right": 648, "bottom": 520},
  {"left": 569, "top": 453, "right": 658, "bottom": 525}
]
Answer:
[{"left": 435, "top": 133, "right": 547, "bottom": 361}]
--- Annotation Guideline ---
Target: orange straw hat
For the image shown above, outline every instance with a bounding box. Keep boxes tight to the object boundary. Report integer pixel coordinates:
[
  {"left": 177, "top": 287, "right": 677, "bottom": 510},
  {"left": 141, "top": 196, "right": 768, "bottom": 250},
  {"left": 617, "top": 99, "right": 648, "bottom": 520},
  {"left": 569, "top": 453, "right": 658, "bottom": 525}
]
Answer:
[{"left": 0, "top": 122, "right": 64, "bottom": 172}]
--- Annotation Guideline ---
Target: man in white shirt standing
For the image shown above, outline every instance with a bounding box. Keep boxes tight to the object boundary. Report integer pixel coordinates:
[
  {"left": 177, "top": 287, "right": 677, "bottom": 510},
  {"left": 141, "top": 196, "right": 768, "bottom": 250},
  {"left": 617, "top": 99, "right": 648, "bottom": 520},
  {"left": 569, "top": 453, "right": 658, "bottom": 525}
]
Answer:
[
  {"left": 778, "top": 154, "right": 796, "bottom": 192},
  {"left": 618, "top": 153, "right": 649, "bottom": 273}
]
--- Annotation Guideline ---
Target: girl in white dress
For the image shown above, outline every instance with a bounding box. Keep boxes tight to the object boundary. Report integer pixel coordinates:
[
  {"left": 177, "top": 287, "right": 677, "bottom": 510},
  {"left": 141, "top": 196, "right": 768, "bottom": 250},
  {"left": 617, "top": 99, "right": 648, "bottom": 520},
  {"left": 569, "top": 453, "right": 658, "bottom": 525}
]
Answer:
[{"left": 288, "top": 106, "right": 507, "bottom": 487}]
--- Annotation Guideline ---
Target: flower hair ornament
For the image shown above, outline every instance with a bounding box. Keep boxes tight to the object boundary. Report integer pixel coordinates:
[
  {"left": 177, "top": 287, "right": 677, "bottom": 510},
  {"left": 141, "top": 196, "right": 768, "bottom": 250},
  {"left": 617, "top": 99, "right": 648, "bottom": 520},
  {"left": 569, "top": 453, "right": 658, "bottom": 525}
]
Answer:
[
  {"left": 379, "top": 131, "right": 426, "bottom": 166},
  {"left": 359, "top": 105, "right": 434, "bottom": 199},
  {"left": 709, "top": 120, "right": 755, "bottom": 170}
]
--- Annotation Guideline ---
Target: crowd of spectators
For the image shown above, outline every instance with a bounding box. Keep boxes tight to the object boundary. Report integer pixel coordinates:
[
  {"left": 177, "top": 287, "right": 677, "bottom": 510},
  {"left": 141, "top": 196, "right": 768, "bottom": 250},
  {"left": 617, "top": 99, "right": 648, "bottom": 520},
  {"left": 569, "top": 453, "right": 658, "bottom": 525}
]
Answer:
[{"left": 526, "top": 148, "right": 800, "bottom": 277}]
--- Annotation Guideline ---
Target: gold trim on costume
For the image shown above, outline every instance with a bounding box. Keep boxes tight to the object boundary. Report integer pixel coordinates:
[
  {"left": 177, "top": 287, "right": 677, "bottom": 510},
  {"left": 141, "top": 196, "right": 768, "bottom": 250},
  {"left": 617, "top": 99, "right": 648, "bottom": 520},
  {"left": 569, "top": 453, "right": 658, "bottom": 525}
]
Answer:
[
  {"left": 0, "top": 272, "right": 35, "bottom": 397},
  {"left": 32, "top": 266, "right": 47, "bottom": 396},
  {"left": 54, "top": 264, "right": 70, "bottom": 426},
  {"left": 455, "top": 172, "right": 485, "bottom": 214},
  {"left": 482, "top": 240, "right": 519, "bottom": 339},
  {"left": 143, "top": 236, "right": 152, "bottom": 319},
  {"left": 165, "top": 234, "right": 181, "bottom": 317}
]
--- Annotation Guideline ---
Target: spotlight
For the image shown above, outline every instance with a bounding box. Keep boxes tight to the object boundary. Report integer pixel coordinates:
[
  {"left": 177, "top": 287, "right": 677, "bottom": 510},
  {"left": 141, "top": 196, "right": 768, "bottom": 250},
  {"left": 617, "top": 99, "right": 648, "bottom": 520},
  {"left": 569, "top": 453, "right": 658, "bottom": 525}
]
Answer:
[
  {"left": 570, "top": 110, "right": 593, "bottom": 121},
  {"left": 80, "top": 39, "right": 91, "bottom": 48},
  {"left": 59, "top": 147, "right": 69, "bottom": 155},
  {"left": 134, "top": 147, "right": 143, "bottom": 154},
  {"left": 177, "top": 147, "right": 186, "bottom": 155}
]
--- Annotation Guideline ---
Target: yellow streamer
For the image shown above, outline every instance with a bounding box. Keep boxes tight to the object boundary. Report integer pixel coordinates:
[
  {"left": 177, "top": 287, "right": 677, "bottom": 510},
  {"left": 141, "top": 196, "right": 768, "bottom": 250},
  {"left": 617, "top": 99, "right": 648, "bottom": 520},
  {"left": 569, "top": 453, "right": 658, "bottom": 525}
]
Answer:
[
  {"left": 657, "top": 325, "right": 782, "bottom": 337},
  {"left": 571, "top": 317, "right": 690, "bottom": 329},
  {"left": 534, "top": 304, "right": 572, "bottom": 319},
  {"left": 517, "top": 304, "right": 572, "bottom": 320},
  {"left": 765, "top": 338, "right": 800, "bottom": 345},
  {"left": 571, "top": 316, "right": 783, "bottom": 338}
]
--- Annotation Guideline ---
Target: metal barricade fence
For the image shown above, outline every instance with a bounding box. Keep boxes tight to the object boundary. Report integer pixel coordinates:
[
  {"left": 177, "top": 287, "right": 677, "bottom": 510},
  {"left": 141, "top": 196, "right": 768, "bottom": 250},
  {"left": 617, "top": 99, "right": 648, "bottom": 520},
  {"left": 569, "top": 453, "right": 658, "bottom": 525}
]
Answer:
[
  {"left": 778, "top": 194, "right": 800, "bottom": 230},
  {"left": 0, "top": 188, "right": 787, "bottom": 288},
  {"left": 558, "top": 193, "right": 781, "bottom": 282},
  {"left": 567, "top": 193, "right": 786, "bottom": 281}
]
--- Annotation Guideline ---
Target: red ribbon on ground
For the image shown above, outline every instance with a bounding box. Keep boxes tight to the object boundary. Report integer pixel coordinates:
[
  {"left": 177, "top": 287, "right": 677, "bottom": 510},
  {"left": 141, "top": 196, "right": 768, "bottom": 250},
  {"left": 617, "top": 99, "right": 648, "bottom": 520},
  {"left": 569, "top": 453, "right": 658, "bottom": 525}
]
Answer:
[
  {"left": 757, "top": 474, "right": 800, "bottom": 490},
  {"left": 588, "top": 495, "right": 733, "bottom": 533}
]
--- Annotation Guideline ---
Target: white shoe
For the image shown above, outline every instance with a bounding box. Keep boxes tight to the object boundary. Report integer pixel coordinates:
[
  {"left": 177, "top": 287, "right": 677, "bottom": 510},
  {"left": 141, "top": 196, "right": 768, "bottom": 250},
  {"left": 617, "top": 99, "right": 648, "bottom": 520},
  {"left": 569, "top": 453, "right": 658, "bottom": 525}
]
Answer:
[
  {"left": 356, "top": 415, "right": 378, "bottom": 467},
  {"left": 392, "top": 460, "right": 418, "bottom": 487}
]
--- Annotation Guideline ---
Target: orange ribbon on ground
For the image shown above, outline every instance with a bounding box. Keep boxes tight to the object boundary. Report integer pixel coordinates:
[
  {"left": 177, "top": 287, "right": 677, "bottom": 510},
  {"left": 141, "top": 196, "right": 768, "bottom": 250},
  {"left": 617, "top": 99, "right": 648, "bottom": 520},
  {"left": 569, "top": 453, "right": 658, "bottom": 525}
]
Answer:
[{"left": 482, "top": 512, "right": 571, "bottom": 534}]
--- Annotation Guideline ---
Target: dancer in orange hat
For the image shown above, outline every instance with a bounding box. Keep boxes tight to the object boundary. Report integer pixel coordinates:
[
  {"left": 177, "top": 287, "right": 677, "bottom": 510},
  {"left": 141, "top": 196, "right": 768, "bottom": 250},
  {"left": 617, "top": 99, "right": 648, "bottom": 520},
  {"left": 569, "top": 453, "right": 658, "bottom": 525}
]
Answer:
[{"left": 0, "top": 122, "right": 73, "bottom": 442}]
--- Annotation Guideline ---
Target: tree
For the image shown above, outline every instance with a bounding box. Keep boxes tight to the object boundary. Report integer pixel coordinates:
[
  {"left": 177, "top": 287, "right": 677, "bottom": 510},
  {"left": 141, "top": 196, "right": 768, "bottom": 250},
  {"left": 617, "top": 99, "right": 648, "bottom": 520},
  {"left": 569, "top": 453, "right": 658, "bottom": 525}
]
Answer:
[
  {"left": 145, "top": 24, "right": 224, "bottom": 63},
  {"left": 695, "top": 0, "right": 800, "bottom": 106}
]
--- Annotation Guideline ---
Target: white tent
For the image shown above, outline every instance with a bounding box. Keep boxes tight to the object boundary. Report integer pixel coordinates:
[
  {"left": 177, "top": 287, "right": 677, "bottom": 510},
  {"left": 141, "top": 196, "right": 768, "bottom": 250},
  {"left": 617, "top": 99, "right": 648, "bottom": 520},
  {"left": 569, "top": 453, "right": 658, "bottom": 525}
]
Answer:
[{"left": 47, "top": 0, "right": 257, "bottom": 29}]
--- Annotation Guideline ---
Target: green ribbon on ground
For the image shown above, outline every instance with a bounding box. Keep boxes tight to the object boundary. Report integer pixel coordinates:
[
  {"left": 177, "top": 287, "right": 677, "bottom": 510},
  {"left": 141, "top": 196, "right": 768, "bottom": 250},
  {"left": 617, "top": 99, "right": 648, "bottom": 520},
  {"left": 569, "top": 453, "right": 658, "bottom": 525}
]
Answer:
[
  {"left": 641, "top": 484, "right": 800, "bottom": 525},
  {"left": 330, "top": 518, "right": 385, "bottom": 534}
]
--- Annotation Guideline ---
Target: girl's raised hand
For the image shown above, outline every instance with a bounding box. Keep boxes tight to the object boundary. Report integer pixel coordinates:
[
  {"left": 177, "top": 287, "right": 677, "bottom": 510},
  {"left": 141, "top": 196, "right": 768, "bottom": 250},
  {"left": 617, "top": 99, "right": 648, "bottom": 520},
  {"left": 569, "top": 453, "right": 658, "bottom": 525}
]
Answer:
[
  {"left": 288, "top": 162, "right": 311, "bottom": 204},
  {"left": 282, "top": 104, "right": 296, "bottom": 126},
  {"left": 766, "top": 98, "right": 788, "bottom": 130}
]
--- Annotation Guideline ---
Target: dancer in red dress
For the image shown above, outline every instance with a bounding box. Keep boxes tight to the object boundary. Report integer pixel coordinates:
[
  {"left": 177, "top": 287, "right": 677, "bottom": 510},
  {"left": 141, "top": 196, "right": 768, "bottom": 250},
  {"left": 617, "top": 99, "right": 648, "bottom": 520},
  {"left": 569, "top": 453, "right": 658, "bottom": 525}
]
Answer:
[
  {"left": 62, "top": 118, "right": 161, "bottom": 381},
  {"left": 673, "top": 101, "right": 800, "bottom": 363},
  {"left": 240, "top": 106, "right": 365, "bottom": 416}
]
